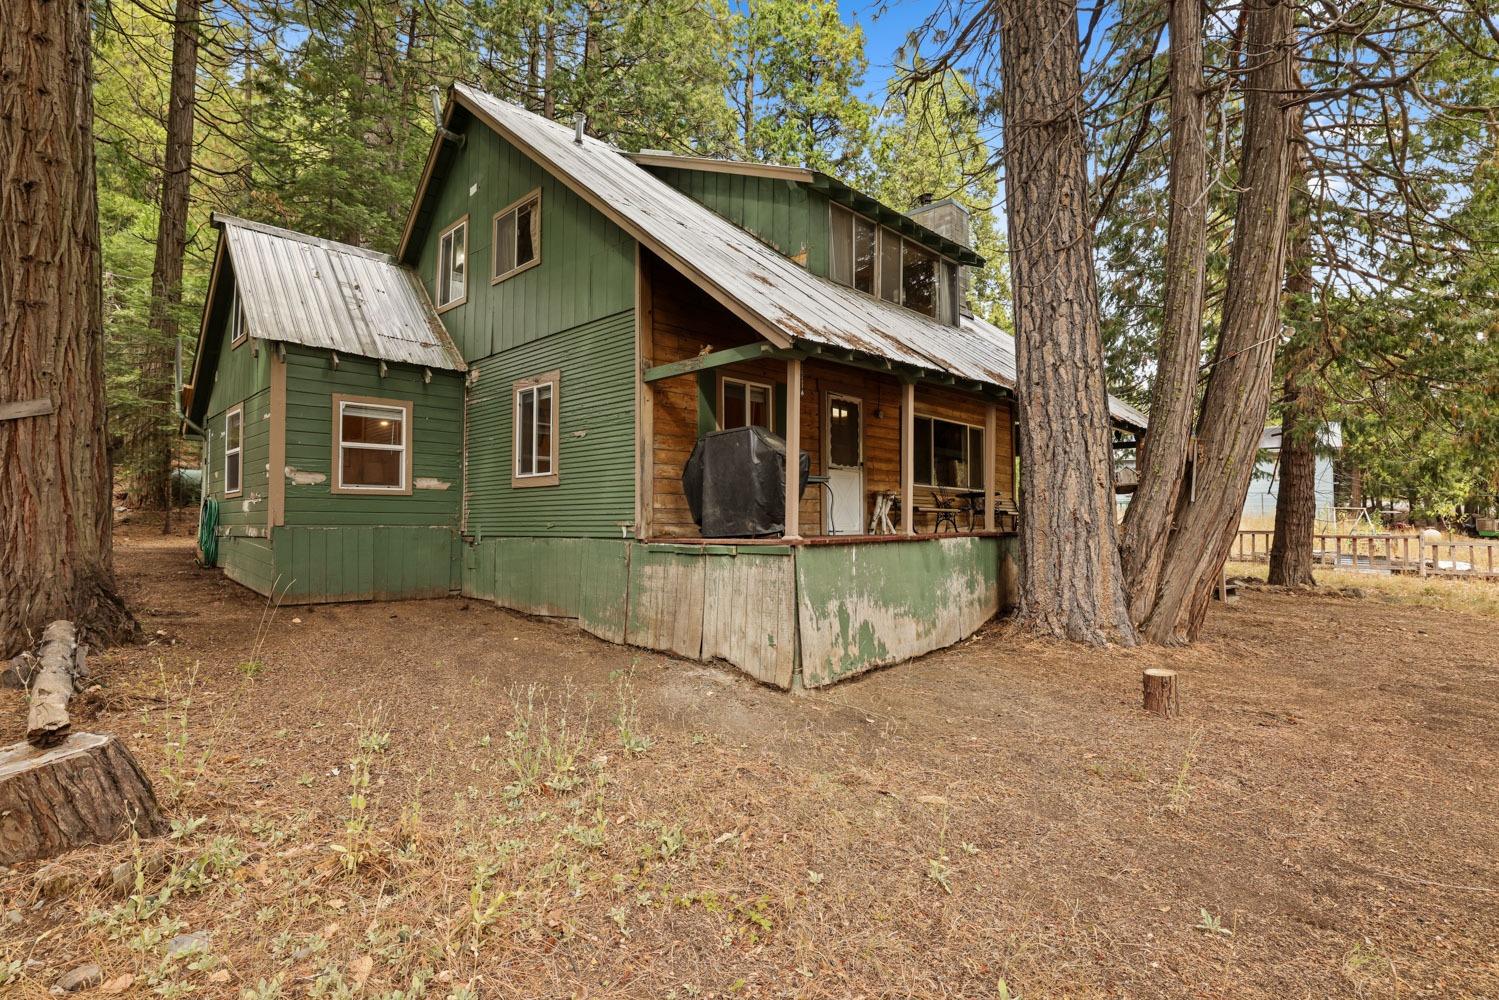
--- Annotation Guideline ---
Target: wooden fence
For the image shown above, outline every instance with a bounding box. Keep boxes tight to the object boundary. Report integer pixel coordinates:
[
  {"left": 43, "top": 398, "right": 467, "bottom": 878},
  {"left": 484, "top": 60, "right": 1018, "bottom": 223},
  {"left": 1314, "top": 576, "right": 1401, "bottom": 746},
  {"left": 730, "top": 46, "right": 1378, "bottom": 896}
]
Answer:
[{"left": 1232, "top": 531, "right": 1499, "bottom": 580}]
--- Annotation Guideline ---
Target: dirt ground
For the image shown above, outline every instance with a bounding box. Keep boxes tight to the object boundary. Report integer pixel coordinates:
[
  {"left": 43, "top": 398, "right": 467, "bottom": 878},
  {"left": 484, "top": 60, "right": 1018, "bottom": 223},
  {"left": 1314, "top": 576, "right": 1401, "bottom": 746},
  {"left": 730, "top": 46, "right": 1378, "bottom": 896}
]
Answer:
[{"left": 3, "top": 519, "right": 1497, "bottom": 999}]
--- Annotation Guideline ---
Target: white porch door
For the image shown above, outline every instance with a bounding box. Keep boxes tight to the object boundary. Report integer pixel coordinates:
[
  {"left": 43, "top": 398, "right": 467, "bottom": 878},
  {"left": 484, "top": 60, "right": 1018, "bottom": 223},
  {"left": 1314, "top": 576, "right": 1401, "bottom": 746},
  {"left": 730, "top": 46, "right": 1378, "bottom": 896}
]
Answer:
[{"left": 825, "top": 395, "right": 864, "bottom": 535}]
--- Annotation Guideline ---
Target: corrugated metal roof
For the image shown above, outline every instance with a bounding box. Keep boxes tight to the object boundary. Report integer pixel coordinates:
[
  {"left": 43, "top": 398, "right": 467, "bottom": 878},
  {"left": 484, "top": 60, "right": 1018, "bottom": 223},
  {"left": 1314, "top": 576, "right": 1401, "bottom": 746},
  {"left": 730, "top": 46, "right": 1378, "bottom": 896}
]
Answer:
[
  {"left": 452, "top": 84, "right": 1143, "bottom": 429},
  {"left": 216, "top": 215, "right": 465, "bottom": 371}
]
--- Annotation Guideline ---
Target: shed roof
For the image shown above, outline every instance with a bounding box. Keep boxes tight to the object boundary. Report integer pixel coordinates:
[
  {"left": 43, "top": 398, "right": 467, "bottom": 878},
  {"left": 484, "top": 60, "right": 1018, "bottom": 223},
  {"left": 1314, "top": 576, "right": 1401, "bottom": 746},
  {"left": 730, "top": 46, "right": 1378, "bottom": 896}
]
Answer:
[{"left": 214, "top": 215, "right": 465, "bottom": 372}]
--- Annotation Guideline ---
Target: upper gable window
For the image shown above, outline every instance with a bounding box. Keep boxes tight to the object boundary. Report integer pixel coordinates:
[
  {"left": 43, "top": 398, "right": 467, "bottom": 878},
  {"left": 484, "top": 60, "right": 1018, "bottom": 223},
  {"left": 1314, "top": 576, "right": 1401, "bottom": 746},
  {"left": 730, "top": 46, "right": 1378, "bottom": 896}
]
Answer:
[
  {"left": 493, "top": 190, "right": 541, "bottom": 283},
  {"left": 229, "top": 290, "right": 248, "bottom": 348},
  {"left": 829, "top": 204, "right": 952, "bottom": 321},
  {"left": 436, "top": 217, "right": 467, "bottom": 310}
]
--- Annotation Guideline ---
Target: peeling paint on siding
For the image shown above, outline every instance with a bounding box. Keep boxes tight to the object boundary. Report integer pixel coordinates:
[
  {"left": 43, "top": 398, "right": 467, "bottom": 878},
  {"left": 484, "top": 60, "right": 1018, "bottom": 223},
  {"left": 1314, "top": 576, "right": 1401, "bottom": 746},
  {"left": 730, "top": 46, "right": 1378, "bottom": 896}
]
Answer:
[
  {"left": 414, "top": 477, "right": 451, "bottom": 490},
  {"left": 284, "top": 467, "right": 327, "bottom": 485}
]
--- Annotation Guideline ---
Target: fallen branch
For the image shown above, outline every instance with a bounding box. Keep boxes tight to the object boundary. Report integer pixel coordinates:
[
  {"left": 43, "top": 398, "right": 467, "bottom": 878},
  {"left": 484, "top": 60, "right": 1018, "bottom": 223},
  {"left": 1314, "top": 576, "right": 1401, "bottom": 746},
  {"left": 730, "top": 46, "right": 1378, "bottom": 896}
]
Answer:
[{"left": 25, "top": 620, "right": 89, "bottom": 747}]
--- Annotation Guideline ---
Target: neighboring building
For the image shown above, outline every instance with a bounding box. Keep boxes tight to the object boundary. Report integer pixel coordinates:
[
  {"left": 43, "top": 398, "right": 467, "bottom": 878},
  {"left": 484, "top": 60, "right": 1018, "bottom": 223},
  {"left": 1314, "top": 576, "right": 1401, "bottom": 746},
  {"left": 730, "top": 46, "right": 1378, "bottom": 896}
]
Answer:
[
  {"left": 184, "top": 82, "right": 1145, "bottom": 689},
  {"left": 1242, "top": 423, "right": 1342, "bottom": 522}
]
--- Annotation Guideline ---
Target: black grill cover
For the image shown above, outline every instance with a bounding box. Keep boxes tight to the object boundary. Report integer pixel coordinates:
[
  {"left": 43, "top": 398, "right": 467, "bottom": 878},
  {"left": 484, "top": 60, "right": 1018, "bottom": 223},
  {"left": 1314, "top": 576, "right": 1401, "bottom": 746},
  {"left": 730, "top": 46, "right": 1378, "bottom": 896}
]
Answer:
[{"left": 681, "top": 426, "right": 811, "bottom": 538}]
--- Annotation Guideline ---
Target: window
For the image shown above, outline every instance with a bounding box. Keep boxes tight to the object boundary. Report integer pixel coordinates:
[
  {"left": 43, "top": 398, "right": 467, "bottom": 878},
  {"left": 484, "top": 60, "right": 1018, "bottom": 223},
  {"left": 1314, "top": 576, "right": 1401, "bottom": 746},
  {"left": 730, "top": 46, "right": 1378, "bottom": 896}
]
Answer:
[
  {"left": 492, "top": 190, "right": 541, "bottom": 282},
  {"left": 915, "top": 415, "right": 985, "bottom": 490},
  {"left": 229, "top": 291, "right": 248, "bottom": 348},
  {"left": 721, "top": 376, "right": 773, "bottom": 431},
  {"left": 513, "top": 372, "right": 560, "bottom": 487},
  {"left": 436, "top": 217, "right": 467, "bottom": 310},
  {"left": 902, "top": 241, "right": 937, "bottom": 317},
  {"left": 853, "top": 216, "right": 877, "bottom": 294},
  {"left": 223, "top": 406, "right": 243, "bottom": 497},
  {"left": 830, "top": 205, "right": 853, "bottom": 285},
  {"left": 333, "top": 395, "right": 410, "bottom": 493},
  {"left": 878, "top": 229, "right": 901, "bottom": 304}
]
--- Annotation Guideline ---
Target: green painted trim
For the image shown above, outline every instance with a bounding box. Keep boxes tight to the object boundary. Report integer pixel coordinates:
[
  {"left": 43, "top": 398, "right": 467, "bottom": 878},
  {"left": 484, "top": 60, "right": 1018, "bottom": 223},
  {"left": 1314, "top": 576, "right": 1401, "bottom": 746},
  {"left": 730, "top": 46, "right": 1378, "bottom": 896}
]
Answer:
[{"left": 643, "top": 343, "right": 802, "bottom": 383}]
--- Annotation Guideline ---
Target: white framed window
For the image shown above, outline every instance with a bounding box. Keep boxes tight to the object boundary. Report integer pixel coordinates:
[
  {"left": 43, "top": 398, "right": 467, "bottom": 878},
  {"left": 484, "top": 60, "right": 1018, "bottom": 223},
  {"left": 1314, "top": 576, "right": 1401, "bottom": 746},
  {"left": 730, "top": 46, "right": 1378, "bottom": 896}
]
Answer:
[
  {"left": 223, "top": 405, "right": 243, "bottom": 497},
  {"left": 720, "top": 376, "right": 774, "bottom": 431},
  {"left": 332, "top": 395, "right": 411, "bottom": 494},
  {"left": 229, "top": 290, "right": 248, "bottom": 348},
  {"left": 513, "top": 371, "right": 559, "bottom": 488},
  {"left": 492, "top": 189, "right": 541, "bottom": 283},
  {"left": 436, "top": 216, "right": 468, "bottom": 310},
  {"left": 915, "top": 414, "right": 985, "bottom": 490}
]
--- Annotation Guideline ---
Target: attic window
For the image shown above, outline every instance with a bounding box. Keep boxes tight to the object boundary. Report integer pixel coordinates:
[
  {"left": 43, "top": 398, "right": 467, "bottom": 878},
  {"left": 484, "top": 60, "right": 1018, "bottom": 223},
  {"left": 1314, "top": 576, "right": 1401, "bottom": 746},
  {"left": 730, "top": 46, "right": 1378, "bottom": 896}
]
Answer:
[
  {"left": 493, "top": 190, "right": 541, "bottom": 283},
  {"left": 829, "top": 204, "right": 952, "bottom": 321},
  {"left": 229, "top": 291, "right": 248, "bottom": 348},
  {"left": 436, "top": 217, "right": 467, "bottom": 310}
]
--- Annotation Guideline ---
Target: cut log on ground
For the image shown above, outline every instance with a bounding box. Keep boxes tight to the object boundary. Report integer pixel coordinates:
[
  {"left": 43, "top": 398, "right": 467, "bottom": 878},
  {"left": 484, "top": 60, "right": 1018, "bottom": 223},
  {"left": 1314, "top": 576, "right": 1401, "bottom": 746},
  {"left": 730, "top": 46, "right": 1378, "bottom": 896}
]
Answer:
[
  {"left": 1143, "top": 668, "right": 1181, "bottom": 718},
  {"left": 0, "top": 733, "right": 167, "bottom": 864},
  {"left": 25, "top": 620, "right": 88, "bottom": 747}
]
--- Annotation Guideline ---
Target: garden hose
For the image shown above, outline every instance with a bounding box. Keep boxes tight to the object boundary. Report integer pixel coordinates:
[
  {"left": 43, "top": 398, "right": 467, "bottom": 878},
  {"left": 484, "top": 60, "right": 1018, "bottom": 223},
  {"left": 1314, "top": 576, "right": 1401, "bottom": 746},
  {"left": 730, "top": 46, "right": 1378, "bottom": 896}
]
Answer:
[{"left": 197, "top": 497, "right": 219, "bottom": 567}]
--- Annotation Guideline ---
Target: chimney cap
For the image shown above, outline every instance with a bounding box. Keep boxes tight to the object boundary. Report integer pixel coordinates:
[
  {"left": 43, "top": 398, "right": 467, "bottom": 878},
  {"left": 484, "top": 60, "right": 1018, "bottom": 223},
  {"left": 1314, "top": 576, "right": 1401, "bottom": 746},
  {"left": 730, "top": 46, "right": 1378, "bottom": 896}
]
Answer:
[{"left": 914, "top": 192, "right": 935, "bottom": 206}]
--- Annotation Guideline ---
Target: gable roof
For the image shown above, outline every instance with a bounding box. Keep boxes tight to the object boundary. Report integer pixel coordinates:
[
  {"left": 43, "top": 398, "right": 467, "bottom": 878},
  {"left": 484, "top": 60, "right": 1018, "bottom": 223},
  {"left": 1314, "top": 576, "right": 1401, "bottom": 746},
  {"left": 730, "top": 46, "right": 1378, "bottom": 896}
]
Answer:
[{"left": 399, "top": 83, "right": 1146, "bottom": 432}]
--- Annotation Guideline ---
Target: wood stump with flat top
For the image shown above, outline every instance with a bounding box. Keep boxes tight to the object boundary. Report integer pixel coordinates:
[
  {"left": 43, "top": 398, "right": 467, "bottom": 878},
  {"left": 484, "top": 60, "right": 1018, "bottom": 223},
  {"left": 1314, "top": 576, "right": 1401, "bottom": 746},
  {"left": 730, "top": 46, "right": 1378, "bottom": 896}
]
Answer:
[
  {"left": 1142, "top": 668, "right": 1181, "bottom": 718},
  {"left": 0, "top": 733, "right": 167, "bottom": 864}
]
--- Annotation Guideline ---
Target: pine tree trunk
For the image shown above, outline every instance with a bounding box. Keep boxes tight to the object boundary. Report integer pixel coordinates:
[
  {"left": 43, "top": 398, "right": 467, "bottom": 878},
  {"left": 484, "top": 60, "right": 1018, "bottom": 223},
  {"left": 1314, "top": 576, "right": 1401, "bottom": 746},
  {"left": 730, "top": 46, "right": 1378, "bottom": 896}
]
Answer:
[
  {"left": 999, "top": 0, "right": 1136, "bottom": 646},
  {"left": 1119, "top": 0, "right": 1209, "bottom": 624},
  {"left": 1144, "top": 0, "right": 1297, "bottom": 644},
  {"left": 1268, "top": 128, "right": 1318, "bottom": 588},
  {"left": 1, "top": 0, "right": 136, "bottom": 657},
  {"left": 143, "top": 0, "right": 201, "bottom": 535}
]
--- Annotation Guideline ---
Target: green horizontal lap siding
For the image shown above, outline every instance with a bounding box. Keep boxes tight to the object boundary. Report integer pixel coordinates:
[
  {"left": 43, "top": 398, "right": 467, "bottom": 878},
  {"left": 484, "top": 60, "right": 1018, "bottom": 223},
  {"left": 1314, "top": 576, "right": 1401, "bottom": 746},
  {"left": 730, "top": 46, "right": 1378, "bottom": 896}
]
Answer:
[
  {"left": 281, "top": 346, "right": 463, "bottom": 527},
  {"left": 653, "top": 168, "right": 829, "bottom": 277},
  {"left": 464, "top": 310, "right": 636, "bottom": 538},
  {"left": 415, "top": 116, "right": 634, "bottom": 363}
]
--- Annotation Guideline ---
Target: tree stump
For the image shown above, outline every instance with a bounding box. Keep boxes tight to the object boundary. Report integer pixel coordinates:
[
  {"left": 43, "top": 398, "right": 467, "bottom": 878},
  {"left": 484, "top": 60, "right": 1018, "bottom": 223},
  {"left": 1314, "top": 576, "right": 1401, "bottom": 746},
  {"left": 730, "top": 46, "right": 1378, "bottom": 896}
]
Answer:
[
  {"left": 1142, "top": 668, "right": 1180, "bottom": 718},
  {"left": 0, "top": 733, "right": 167, "bottom": 864}
]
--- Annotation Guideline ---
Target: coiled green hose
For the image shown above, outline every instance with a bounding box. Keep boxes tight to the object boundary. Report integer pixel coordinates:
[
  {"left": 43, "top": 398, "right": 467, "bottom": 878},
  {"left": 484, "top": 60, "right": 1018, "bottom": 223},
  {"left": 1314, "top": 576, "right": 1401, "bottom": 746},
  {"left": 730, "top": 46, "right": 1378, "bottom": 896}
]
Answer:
[{"left": 197, "top": 497, "right": 219, "bottom": 567}]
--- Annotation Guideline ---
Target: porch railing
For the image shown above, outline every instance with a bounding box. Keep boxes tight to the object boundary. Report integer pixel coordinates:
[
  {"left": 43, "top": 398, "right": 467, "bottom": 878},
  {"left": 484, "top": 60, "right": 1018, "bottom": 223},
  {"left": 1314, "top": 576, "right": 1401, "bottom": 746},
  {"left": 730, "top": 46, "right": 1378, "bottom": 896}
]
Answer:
[{"left": 1232, "top": 530, "right": 1499, "bottom": 580}]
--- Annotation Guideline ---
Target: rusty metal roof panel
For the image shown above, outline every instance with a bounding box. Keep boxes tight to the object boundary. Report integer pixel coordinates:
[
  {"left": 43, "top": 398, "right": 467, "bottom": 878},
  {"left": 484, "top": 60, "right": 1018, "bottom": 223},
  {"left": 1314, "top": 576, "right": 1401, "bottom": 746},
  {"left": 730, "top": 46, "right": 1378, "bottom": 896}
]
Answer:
[{"left": 215, "top": 215, "right": 465, "bottom": 371}]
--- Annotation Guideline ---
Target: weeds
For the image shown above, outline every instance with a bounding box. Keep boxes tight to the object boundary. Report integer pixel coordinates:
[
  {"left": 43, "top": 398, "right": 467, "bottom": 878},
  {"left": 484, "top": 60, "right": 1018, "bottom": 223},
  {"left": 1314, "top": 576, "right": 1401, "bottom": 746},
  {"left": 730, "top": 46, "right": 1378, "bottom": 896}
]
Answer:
[
  {"left": 1166, "top": 728, "right": 1204, "bottom": 817},
  {"left": 1195, "top": 908, "right": 1233, "bottom": 937},
  {"left": 332, "top": 707, "right": 391, "bottom": 874}
]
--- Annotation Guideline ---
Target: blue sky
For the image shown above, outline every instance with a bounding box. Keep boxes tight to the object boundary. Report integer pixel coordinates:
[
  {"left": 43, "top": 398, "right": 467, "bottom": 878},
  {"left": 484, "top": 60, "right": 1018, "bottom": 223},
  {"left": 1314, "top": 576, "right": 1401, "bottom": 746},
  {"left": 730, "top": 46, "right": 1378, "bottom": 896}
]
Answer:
[{"left": 845, "top": 0, "right": 932, "bottom": 102}]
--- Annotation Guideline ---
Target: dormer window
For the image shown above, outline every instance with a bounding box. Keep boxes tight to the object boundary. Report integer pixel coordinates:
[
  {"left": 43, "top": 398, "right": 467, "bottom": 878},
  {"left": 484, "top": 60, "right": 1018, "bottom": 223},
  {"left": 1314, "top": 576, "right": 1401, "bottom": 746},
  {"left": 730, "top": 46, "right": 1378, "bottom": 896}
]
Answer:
[{"left": 829, "top": 204, "right": 960, "bottom": 324}]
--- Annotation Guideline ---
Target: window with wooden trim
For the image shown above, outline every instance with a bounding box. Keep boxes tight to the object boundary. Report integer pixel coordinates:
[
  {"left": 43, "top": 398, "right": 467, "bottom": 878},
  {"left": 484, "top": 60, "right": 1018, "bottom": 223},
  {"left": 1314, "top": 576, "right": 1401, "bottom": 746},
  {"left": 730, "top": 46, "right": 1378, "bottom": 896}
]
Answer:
[
  {"left": 436, "top": 217, "right": 467, "bottom": 309},
  {"left": 224, "top": 406, "right": 243, "bottom": 497},
  {"left": 914, "top": 415, "right": 984, "bottom": 490},
  {"left": 333, "top": 395, "right": 411, "bottom": 493},
  {"left": 229, "top": 290, "right": 248, "bottom": 348},
  {"left": 492, "top": 190, "right": 541, "bottom": 282},
  {"left": 513, "top": 372, "right": 559, "bottom": 487},
  {"left": 720, "top": 376, "right": 773, "bottom": 431}
]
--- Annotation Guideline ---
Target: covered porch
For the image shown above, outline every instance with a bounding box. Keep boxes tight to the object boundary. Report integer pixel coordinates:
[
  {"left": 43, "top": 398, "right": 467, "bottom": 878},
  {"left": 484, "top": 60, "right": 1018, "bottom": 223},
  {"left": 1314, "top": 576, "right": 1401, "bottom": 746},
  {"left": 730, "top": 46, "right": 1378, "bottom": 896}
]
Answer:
[{"left": 633, "top": 251, "right": 1020, "bottom": 545}]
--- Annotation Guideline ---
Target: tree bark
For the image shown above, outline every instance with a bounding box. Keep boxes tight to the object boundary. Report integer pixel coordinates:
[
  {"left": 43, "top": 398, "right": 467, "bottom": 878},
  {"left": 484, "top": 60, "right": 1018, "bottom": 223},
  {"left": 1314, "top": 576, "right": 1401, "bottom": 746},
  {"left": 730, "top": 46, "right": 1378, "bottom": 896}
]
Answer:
[
  {"left": 26, "top": 620, "right": 85, "bottom": 747},
  {"left": 1268, "top": 129, "right": 1318, "bottom": 587},
  {"left": 1119, "top": 0, "right": 1209, "bottom": 624},
  {"left": 1142, "top": 668, "right": 1180, "bottom": 717},
  {"left": 142, "top": 0, "right": 202, "bottom": 535},
  {"left": 1, "top": 0, "right": 136, "bottom": 658},
  {"left": 1144, "top": 0, "right": 1298, "bottom": 644},
  {"left": 0, "top": 733, "right": 168, "bottom": 864},
  {"left": 1000, "top": 0, "right": 1136, "bottom": 646}
]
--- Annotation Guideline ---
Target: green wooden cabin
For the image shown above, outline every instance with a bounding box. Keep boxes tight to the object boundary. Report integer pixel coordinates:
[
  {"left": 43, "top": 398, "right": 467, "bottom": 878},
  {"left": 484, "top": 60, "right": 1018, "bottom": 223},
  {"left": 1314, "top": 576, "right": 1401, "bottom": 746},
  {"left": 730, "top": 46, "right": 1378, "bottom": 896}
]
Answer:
[{"left": 185, "top": 83, "right": 1145, "bottom": 688}]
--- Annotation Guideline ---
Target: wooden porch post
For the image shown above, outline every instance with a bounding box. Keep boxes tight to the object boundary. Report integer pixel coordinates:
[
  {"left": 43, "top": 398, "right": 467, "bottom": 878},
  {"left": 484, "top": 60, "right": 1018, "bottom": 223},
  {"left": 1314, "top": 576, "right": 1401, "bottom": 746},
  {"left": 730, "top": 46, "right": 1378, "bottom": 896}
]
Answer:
[
  {"left": 901, "top": 379, "right": 915, "bottom": 535},
  {"left": 983, "top": 402, "right": 996, "bottom": 532},
  {"left": 784, "top": 357, "right": 802, "bottom": 539}
]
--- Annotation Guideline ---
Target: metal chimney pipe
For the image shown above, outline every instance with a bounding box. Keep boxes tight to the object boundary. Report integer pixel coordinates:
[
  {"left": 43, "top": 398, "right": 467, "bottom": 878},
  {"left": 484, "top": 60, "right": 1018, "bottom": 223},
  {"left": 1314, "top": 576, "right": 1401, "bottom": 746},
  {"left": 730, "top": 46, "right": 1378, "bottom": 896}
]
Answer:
[
  {"left": 430, "top": 87, "right": 443, "bottom": 128},
  {"left": 574, "top": 113, "right": 585, "bottom": 144}
]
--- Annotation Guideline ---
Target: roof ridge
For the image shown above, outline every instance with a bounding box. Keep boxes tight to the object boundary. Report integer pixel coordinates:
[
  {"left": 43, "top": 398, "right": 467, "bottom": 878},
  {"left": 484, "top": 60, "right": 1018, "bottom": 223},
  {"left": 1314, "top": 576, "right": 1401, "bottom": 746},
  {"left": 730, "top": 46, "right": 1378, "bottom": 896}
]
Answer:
[{"left": 211, "top": 213, "right": 392, "bottom": 262}]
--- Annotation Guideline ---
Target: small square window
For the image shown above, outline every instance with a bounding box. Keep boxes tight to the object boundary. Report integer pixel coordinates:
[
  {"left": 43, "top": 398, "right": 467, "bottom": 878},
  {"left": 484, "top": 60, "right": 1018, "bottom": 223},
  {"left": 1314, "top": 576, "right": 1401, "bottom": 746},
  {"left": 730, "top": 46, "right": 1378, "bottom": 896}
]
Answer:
[
  {"left": 333, "top": 396, "right": 410, "bottom": 493},
  {"left": 721, "top": 377, "right": 773, "bottom": 432},
  {"left": 437, "top": 217, "right": 467, "bottom": 309}
]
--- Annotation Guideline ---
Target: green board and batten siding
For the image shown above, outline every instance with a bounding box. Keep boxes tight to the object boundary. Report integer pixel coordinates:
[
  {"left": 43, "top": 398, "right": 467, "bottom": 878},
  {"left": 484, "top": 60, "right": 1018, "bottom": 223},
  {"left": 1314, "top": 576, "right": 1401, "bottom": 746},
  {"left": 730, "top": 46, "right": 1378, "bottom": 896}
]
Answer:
[
  {"left": 275, "top": 346, "right": 464, "bottom": 602},
  {"left": 412, "top": 114, "right": 635, "bottom": 363},
  {"left": 651, "top": 167, "right": 830, "bottom": 277}
]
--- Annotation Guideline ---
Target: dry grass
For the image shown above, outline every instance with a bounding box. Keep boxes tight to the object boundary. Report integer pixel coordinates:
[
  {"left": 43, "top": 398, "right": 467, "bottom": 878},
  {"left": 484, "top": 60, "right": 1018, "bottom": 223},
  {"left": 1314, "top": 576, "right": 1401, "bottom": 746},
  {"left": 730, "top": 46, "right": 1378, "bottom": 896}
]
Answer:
[
  {"left": 3, "top": 523, "right": 1499, "bottom": 999},
  {"left": 1227, "top": 559, "right": 1499, "bottom": 621}
]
